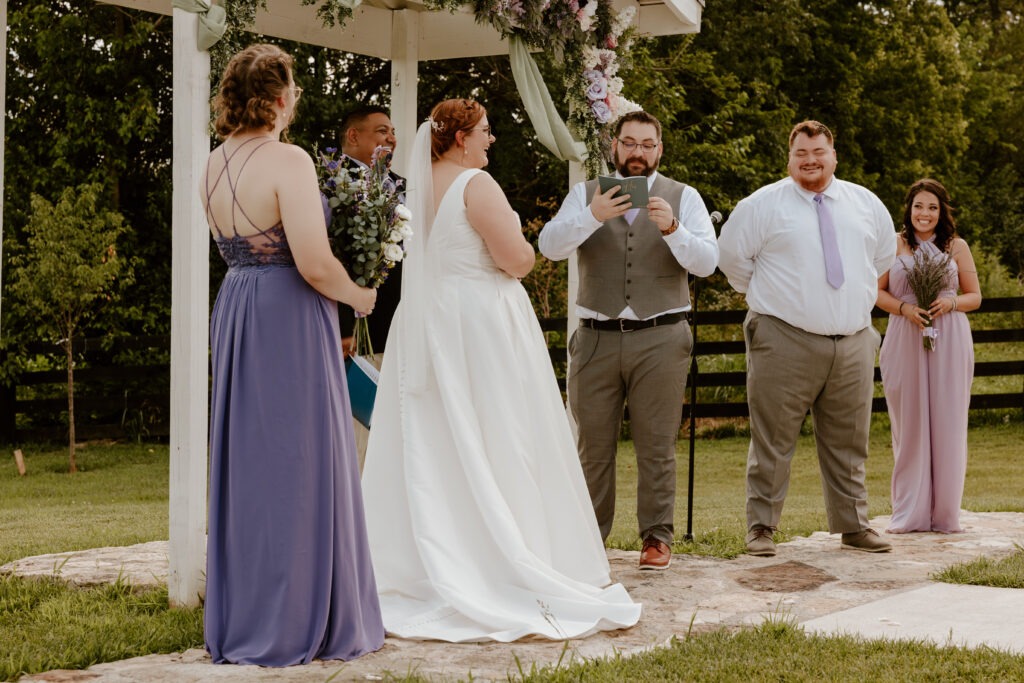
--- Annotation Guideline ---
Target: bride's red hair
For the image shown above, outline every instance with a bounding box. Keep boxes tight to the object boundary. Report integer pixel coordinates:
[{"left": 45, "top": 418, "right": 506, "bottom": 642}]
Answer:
[{"left": 429, "top": 99, "right": 486, "bottom": 161}]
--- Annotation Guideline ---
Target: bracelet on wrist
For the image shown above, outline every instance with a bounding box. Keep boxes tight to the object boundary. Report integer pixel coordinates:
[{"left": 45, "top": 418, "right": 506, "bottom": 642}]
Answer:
[
  {"left": 950, "top": 296, "right": 958, "bottom": 312},
  {"left": 898, "top": 302, "right": 906, "bottom": 315},
  {"left": 661, "top": 217, "right": 678, "bottom": 236}
]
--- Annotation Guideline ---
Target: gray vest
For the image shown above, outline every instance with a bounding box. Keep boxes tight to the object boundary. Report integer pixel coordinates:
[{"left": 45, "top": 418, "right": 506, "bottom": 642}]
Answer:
[{"left": 578, "top": 174, "right": 689, "bottom": 319}]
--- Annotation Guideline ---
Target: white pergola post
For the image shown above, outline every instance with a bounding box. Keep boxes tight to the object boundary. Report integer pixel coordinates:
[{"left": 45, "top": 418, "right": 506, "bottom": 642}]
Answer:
[
  {"left": 167, "top": 7, "right": 210, "bottom": 608},
  {"left": 563, "top": 161, "right": 585, "bottom": 436},
  {"left": 390, "top": 9, "right": 420, "bottom": 176},
  {"left": 566, "top": 161, "right": 585, "bottom": 336}
]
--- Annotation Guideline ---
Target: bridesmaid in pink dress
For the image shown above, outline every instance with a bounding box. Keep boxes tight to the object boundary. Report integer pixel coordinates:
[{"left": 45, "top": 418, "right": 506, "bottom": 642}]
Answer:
[{"left": 877, "top": 179, "right": 982, "bottom": 533}]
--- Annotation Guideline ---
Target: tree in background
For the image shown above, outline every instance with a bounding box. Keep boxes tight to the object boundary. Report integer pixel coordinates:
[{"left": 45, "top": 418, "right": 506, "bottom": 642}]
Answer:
[
  {"left": 6, "top": 185, "right": 135, "bottom": 472},
  {"left": 4, "top": 0, "right": 1023, "bottom": 349},
  {"left": 3, "top": 0, "right": 172, "bottom": 348}
]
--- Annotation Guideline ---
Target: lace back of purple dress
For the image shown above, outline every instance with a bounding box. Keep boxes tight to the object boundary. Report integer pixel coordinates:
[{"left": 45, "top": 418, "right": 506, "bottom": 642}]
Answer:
[{"left": 206, "top": 138, "right": 295, "bottom": 269}]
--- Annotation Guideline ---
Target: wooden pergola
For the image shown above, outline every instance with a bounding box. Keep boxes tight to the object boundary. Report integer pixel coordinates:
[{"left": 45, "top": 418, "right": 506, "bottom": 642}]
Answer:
[{"left": 9, "top": 0, "right": 704, "bottom": 606}]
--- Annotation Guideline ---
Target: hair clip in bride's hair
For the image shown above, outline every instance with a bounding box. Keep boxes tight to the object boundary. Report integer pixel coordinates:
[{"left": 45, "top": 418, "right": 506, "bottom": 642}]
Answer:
[{"left": 427, "top": 116, "right": 445, "bottom": 133}]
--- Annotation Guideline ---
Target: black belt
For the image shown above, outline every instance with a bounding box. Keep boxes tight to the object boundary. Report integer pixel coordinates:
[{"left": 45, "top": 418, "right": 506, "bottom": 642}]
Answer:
[{"left": 580, "top": 312, "right": 685, "bottom": 332}]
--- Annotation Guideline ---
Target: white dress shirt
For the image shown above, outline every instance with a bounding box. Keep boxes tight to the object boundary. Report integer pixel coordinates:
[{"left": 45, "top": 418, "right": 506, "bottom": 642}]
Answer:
[
  {"left": 539, "top": 171, "right": 720, "bottom": 320},
  {"left": 718, "top": 176, "right": 896, "bottom": 336}
]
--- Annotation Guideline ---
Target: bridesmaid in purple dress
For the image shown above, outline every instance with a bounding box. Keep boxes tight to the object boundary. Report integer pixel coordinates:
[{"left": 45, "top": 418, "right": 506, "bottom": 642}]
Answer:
[
  {"left": 200, "top": 44, "right": 383, "bottom": 665},
  {"left": 877, "top": 179, "right": 982, "bottom": 534}
]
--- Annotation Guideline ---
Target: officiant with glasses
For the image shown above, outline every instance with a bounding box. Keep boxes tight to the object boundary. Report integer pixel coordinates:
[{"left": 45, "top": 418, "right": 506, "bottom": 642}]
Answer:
[
  {"left": 336, "top": 104, "right": 405, "bottom": 468},
  {"left": 538, "top": 110, "right": 718, "bottom": 571},
  {"left": 718, "top": 120, "right": 897, "bottom": 558}
]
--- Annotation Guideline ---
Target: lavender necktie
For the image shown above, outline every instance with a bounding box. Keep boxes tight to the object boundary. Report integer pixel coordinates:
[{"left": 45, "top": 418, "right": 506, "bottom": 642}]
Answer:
[
  {"left": 813, "top": 193, "right": 845, "bottom": 289},
  {"left": 624, "top": 208, "right": 640, "bottom": 225}
]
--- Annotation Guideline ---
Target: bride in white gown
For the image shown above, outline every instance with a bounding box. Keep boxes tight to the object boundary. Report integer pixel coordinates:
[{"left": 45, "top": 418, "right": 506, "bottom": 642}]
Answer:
[{"left": 361, "top": 99, "right": 641, "bottom": 642}]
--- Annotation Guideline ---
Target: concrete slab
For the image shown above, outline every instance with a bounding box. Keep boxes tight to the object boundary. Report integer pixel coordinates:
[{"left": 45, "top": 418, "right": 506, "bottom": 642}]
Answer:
[{"left": 801, "top": 583, "right": 1024, "bottom": 654}]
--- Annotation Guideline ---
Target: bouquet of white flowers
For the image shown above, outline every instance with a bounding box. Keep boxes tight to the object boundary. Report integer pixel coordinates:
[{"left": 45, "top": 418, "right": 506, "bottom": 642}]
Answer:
[{"left": 316, "top": 145, "right": 412, "bottom": 357}]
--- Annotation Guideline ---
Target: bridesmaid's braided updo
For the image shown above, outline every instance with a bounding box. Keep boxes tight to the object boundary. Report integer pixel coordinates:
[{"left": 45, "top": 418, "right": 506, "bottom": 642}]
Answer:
[
  {"left": 429, "top": 99, "right": 486, "bottom": 161},
  {"left": 213, "top": 44, "right": 294, "bottom": 140}
]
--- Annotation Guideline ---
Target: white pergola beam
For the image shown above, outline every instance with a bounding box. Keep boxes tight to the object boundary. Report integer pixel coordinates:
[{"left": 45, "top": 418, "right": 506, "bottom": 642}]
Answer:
[
  {"left": 167, "top": 7, "right": 210, "bottom": 608},
  {"left": 99, "top": 0, "right": 702, "bottom": 60}
]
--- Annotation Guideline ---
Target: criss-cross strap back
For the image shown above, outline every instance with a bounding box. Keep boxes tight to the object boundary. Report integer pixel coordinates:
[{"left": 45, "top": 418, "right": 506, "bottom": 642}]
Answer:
[{"left": 205, "top": 138, "right": 294, "bottom": 268}]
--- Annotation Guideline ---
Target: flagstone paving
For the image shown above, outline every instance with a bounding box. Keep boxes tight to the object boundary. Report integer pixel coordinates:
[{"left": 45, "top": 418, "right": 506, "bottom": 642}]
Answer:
[{"left": 6, "top": 511, "right": 1024, "bottom": 682}]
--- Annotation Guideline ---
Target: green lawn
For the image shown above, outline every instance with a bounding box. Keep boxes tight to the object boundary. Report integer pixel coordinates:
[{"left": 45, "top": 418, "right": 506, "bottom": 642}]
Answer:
[
  {"left": 0, "top": 443, "right": 168, "bottom": 566},
  {"left": 1, "top": 421, "right": 1022, "bottom": 681}
]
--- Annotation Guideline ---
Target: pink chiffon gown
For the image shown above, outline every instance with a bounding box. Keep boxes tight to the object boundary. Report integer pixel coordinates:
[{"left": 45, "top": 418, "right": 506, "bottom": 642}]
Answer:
[{"left": 879, "top": 238, "right": 973, "bottom": 533}]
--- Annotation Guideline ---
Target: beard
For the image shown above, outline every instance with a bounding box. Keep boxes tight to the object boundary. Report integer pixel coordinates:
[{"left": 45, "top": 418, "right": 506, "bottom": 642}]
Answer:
[{"left": 616, "top": 154, "right": 658, "bottom": 178}]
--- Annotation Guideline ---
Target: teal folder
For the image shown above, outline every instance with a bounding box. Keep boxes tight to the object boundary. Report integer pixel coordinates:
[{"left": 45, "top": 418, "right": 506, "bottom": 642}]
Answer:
[{"left": 345, "top": 355, "right": 379, "bottom": 429}]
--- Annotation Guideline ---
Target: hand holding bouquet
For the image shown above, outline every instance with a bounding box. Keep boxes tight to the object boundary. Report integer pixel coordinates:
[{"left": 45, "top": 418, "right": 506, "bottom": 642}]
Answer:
[
  {"left": 902, "top": 247, "right": 952, "bottom": 351},
  {"left": 316, "top": 145, "right": 412, "bottom": 357}
]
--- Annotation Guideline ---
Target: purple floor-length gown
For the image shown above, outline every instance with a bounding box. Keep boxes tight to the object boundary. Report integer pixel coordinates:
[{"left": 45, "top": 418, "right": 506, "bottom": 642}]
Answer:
[
  {"left": 879, "top": 238, "right": 973, "bottom": 533},
  {"left": 204, "top": 163, "right": 384, "bottom": 665}
]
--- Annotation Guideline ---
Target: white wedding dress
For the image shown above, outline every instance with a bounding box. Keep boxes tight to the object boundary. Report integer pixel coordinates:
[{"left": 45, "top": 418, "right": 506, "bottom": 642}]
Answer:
[{"left": 361, "top": 162, "right": 641, "bottom": 642}]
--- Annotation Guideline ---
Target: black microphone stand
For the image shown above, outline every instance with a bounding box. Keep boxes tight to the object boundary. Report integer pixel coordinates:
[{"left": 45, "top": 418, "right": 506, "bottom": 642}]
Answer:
[{"left": 684, "top": 210, "right": 722, "bottom": 543}]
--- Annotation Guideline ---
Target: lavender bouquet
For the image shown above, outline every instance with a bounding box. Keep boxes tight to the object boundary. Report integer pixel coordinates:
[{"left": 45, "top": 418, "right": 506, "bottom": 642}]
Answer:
[
  {"left": 316, "top": 145, "right": 412, "bottom": 357},
  {"left": 902, "top": 248, "right": 952, "bottom": 351}
]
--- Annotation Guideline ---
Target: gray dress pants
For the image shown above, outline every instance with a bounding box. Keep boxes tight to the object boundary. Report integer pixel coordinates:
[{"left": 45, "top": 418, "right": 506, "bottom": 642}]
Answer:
[
  {"left": 744, "top": 312, "right": 879, "bottom": 534},
  {"left": 568, "top": 320, "right": 692, "bottom": 545}
]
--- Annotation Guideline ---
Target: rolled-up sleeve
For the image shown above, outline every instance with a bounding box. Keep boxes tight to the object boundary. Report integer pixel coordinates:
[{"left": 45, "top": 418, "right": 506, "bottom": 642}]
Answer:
[
  {"left": 872, "top": 199, "right": 897, "bottom": 276},
  {"left": 717, "top": 198, "right": 759, "bottom": 293},
  {"left": 538, "top": 182, "right": 602, "bottom": 261},
  {"left": 665, "top": 186, "right": 719, "bottom": 277}
]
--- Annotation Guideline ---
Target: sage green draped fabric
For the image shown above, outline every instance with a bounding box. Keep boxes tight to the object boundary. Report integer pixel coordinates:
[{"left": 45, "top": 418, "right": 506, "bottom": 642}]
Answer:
[
  {"left": 172, "top": 0, "right": 227, "bottom": 52},
  {"left": 509, "top": 36, "right": 587, "bottom": 163}
]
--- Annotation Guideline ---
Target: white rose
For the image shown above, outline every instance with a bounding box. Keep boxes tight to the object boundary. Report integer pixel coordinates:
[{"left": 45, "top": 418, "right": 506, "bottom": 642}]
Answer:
[
  {"left": 398, "top": 223, "right": 414, "bottom": 240},
  {"left": 395, "top": 204, "right": 412, "bottom": 222},
  {"left": 582, "top": 46, "right": 601, "bottom": 70},
  {"left": 384, "top": 243, "right": 405, "bottom": 262}
]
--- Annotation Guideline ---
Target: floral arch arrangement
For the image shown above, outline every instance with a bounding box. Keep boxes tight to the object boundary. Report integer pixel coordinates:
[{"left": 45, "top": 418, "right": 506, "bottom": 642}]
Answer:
[{"left": 223, "top": 0, "right": 639, "bottom": 176}]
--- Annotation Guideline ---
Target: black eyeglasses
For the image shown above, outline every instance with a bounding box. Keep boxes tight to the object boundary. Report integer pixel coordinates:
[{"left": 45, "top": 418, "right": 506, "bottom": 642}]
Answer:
[
  {"left": 617, "top": 139, "right": 659, "bottom": 153},
  {"left": 472, "top": 126, "right": 495, "bottom": 137}
]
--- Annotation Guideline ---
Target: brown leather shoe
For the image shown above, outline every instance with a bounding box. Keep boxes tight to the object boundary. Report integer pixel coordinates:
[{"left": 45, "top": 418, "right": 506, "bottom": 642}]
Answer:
[{"left": 639, "top": 537, "right": 672, "bottom": 570}]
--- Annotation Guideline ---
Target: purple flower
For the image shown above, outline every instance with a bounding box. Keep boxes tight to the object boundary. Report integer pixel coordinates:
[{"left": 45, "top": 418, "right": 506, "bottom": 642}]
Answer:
[
  {"left": 586, "top": 76, "right": 608, "bottom": 101},
  {"left": 590, "top": 99, "right": 612, "bottom": 123},
  {"left": 325, "top": 147, "right": 338, "bottom": 154},
  {"left": 327, "top": 160, "right": 340, "bottom": 171},
  {"left": 371, "top": 145, "right": 394, "bottom": 168},
  {"left": 583, "top": 68, "right": 603, "bottom": 84}
]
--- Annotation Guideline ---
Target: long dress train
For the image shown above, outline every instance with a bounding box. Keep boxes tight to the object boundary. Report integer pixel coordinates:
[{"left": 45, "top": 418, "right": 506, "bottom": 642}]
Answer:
[
  {"left": 880, "top": 238, "right": 973, "bottom": 533},
  {"left": 361, "top": 168, "right": 641, "bottom": 642}
]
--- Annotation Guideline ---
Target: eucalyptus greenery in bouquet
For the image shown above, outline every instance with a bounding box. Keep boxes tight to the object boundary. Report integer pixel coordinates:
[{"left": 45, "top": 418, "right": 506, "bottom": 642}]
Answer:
[
  {"left": 902, "top": 247, "right": 952, "bottom": 351},
  {"left": 316, "top": 145, "right": 412, "bottom": 357}
]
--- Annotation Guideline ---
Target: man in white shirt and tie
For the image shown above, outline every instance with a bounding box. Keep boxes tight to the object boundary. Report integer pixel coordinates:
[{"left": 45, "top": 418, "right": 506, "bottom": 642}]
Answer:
[
  {"left": 718, "top": 120, "right": 896, "bottom": 557},
  {"left": 540, "top": 111, "right": 719, "bottom": 571}
]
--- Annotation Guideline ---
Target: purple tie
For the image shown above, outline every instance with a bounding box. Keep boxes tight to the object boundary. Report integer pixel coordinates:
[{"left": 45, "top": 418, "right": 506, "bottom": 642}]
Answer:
[
  {"left": 624, "top": 208, "right": 640, "bottom": 225},
  {"left": 813, "top": 193, "right": 845, "bottom": 289}
]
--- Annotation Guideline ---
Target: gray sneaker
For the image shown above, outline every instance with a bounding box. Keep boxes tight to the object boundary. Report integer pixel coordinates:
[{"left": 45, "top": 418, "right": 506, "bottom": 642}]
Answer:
[
  {"left": 745, "top": 526, "right": 776, "bottom": 557},
  {"left": 841, "top": 528, "right": 892, "bottom": 553}
]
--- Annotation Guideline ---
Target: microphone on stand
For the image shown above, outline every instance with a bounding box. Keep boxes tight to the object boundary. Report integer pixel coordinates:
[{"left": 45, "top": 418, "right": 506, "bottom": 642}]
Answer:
[{"left": 709, "top": 210, "right": 723, "bottom": 229}]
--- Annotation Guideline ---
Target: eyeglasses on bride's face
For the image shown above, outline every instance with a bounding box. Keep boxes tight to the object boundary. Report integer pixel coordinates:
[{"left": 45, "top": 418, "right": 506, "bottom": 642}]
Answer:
[{"left": 470, "top": 125, "right": 495, "bottom": 139}]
